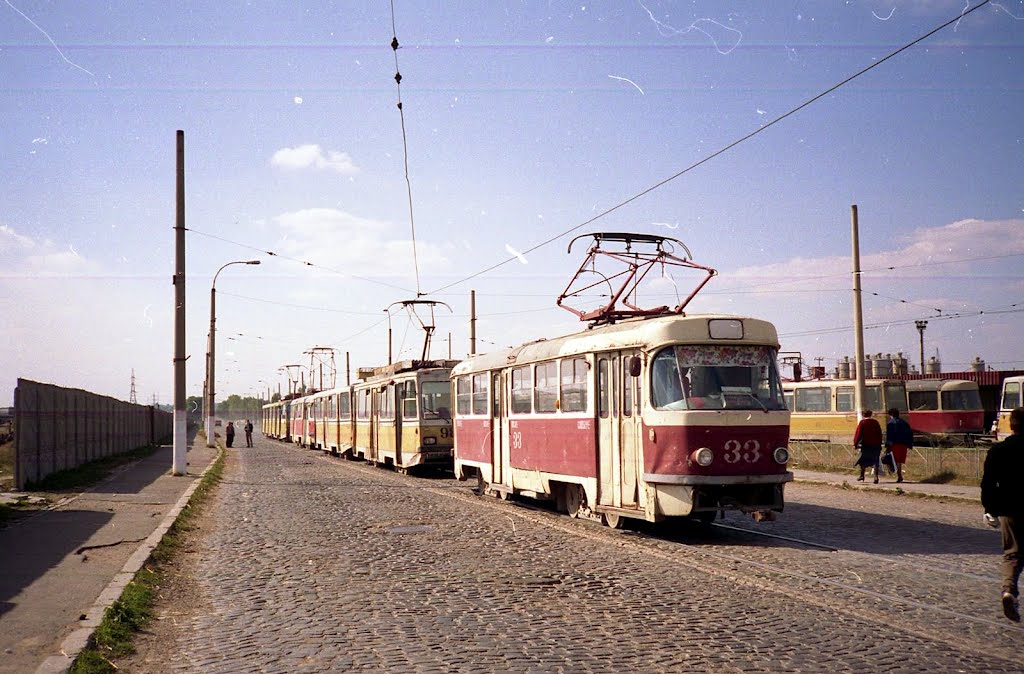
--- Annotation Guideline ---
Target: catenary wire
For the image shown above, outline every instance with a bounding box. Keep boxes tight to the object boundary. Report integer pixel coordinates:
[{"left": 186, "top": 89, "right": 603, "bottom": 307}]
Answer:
[
  {"left": 390, "top": 0, "right": 422, "bottom": 296},
  {"left": 186, "top": 226, "right": 414, "bottom": 293},
  {"left": 425, "top": 0, "right": 994, "bottom": 297}
]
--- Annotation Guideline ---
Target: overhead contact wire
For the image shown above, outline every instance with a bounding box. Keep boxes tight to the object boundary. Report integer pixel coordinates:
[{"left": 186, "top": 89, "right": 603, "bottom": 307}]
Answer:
[
  {"left": 427, "top": 0, "right": 994, "bottom": 296},
  {"left": 390, "top": 0, "right": 422, "bottom": 296}
]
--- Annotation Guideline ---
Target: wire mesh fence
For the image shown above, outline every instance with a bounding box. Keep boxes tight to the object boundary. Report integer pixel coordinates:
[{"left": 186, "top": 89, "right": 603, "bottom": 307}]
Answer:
[{"left": 789, "top": 440, "right": 986, "bottom": 483}]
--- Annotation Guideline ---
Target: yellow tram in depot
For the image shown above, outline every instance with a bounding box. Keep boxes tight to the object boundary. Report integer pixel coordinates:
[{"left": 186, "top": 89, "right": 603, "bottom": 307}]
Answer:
[
  {"left": 351, "top": 359, "right": 458, "bottom": 473},
  {"left": 995, "top": 375, "right": 1024, "bottom": 441},
  {"left": 783, "top": 378, "right": 908, "bottom": 444}
]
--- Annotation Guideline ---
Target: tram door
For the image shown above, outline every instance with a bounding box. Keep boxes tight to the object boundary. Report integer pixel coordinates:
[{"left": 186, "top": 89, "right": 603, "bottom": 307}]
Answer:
[
  {"left": 368, "top": 389, "right": 379, "bottom": 463},
  {"left": 490, "top": 371, "right": 507, "bottom": 486},
  {"left": 393, "top": 383, "right": 403, "bottom": 467},
  {"left": 596, "top": 351, "right": 641, "bottom": 509}
]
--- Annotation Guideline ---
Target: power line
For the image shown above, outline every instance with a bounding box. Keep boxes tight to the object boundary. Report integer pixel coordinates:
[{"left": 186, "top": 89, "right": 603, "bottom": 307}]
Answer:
[
  {"left": 389, "top": 0, "right": 422, "bottom": 296},
  {"left": 186, "top": 227, "right": 414, "bottom": 293},
  {"left": 425, "top": 0, "right": 994, "bottom": 296}
]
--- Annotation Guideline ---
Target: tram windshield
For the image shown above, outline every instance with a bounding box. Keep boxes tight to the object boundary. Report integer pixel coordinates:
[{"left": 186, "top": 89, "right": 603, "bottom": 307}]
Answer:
[
  {"left": 420, "top": 381, "right": 452, "bottom": 420},
  {"left": 651, "top": 345, "right": 786, "bottom": 411}
]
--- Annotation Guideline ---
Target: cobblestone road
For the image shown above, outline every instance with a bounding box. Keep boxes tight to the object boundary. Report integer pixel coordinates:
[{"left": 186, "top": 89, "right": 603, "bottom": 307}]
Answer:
[{"left": 122, "top": 437, "right": 1024, "bottom": 673}]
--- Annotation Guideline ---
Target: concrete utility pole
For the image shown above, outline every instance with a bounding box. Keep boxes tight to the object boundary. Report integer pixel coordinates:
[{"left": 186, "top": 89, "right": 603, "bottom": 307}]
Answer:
[
  {"left": 915, "top": 320, "right": 928, "bottom": 373},
  {"left": 206, "top": 259, "right": 261, "bottom": 447},
  {"left": 173, "top": 130, "right": 188, "bottom": 475},
  {"left": 851, "top": 205, "right": 867, "bottom": 419},
  {"left": 470, "top": 289, "right": 477, "bottom": 356}
]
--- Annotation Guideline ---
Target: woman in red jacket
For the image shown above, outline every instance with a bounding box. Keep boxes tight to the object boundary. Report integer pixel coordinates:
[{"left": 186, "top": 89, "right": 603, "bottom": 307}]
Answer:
[{"left": 853, "top": 409, "right": 883, "bottom": 484}]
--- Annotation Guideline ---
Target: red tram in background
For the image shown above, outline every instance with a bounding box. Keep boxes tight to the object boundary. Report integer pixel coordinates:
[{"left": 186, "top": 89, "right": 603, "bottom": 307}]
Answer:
[
  {"left": 905, "top": 379, "right": 985, "bottom": 444},
  {"left": 452, "top": 233, "right": 792, "bottom": 528}
]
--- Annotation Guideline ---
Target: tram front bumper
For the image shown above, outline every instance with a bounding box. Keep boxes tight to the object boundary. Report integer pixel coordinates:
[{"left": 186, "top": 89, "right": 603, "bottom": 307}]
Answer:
[{"left": 651, "top": 473, "right": 793, "bottom": 516}]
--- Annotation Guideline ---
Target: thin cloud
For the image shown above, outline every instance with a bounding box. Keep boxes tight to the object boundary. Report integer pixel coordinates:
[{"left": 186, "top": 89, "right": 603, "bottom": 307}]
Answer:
[
  {"left": 270, "top": 144, "right": 359, "bottom": 175},
  {"left": 273, "top": 207, "right": 447, "bottom": 277}
]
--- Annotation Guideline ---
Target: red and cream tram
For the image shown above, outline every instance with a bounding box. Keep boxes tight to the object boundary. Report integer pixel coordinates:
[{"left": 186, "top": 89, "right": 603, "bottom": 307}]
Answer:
[
  {"left": 905, "top": 379, "right": 985, "bottom": 442},
  {"left": 453, "top": 314, "right": 792, "bottom": 527}
]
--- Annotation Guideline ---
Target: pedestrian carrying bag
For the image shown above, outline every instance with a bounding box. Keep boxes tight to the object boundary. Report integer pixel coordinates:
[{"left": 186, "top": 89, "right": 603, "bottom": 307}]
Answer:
[{"left": 882, "top": 451, "right": 897, "bottom": 475}]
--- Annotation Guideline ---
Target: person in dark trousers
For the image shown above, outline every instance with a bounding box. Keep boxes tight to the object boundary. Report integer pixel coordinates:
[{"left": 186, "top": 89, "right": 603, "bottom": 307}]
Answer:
[
  {"left": 225, "top": 421, "right": 235, "bottom": 448},
  {"left": 244, "top": 419, "right": 254, "bottom": 447},
  {"left": 982, "top": 406, "right": 1024, "bottom": 622},
  {"left": 885, "top": 407, "right": 914, "bottom": 483},
  {"left": 853, "top": 409, "right": 883, "bottom": 484}
]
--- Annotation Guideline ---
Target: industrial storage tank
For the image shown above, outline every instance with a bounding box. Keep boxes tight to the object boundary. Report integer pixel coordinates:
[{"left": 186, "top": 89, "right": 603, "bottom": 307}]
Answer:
[{"left": 925, "top": 356, "right": 942, "bottom": 375}]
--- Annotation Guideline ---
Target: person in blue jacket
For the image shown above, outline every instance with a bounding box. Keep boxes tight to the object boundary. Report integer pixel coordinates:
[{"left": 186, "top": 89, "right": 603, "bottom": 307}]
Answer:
[
  {"left": 982, "top": 407, "right": 1024, "bottom": 622},
  {"left": 885, "top": 407, "right": 914, "bottom": 483}
]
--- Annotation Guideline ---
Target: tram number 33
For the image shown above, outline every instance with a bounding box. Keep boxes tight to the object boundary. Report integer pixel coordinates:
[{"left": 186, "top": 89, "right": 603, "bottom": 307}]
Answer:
[
  {"left": 722, "top": 439, "right": 761, "bottom": 464},
  {"left": 511, "top": 431, "right": 523, "bottom": 450}
]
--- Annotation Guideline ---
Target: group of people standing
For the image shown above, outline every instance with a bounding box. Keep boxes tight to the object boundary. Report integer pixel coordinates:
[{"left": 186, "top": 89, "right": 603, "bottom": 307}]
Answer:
[
  {"left": 853, "top": 407, "right": 912, "bottom": 484},
  {"left": 224, "top": 419, "right": 255, "bottom": 448},
  {"left": 852, "top": 405, "right": 1024, "bottom": 624}
]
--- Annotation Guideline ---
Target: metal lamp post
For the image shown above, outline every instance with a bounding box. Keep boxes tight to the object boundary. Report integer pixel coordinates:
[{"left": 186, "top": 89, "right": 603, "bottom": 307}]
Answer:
[
  {"left": 915, "top": 319, "right": 928, "bottom": 374},
  {"left": 205, "top": 259, "right": 260, "bottom": 447}
]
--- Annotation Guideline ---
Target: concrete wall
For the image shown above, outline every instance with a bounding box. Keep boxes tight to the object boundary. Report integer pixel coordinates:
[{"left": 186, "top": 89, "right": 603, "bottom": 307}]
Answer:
[{"left": 13, "top": 379, "right": 173, "bottom": 490}]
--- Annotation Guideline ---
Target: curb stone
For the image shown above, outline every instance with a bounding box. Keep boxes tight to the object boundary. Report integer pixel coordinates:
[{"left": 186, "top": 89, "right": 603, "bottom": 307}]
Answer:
[{"left": 35, "top": 444, "right": 222, "bottom": 674}]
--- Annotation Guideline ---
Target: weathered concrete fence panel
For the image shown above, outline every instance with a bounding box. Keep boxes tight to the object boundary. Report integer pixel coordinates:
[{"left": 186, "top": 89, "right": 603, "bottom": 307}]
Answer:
[{"left": 13, "top": 378, "right": 173, "bottom": 489}]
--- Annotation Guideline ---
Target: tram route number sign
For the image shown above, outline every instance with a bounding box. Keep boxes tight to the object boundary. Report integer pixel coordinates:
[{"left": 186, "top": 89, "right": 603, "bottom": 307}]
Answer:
[{"left": 722, "top": 439, "right": 762, "bottom": 464}]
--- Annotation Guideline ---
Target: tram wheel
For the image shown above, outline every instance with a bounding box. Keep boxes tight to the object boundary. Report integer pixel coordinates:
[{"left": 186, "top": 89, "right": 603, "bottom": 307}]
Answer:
[
  {"left": 693, "top": 511, "right": 716, "bottom": 526},
  {"left": 397, "top": 466, "right": 409, "bottom": 475},
  {"left": 565, "top": 484, "right": 585, "bottom": 518},
  {"left": 602, "top": 512, "right": 625, "bottom": 529}
]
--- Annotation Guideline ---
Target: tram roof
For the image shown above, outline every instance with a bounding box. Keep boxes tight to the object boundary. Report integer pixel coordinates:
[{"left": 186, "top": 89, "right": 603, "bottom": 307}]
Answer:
[{"left": 453, "top": 313, "right": 779, "bottom": 375}]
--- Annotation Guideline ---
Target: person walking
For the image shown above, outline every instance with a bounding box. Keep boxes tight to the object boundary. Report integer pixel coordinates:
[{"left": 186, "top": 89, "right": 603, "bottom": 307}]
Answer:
[
  {"left": 885, "top": 407, "right": 914, "bottom": 483},
  {"left": 982, "top": 406, "right": 1024, "bottom": 623},
  {"left": 853, "top": 409, "right": 883, "bottom": 484},
  {"left": 225, "top": 421, "right": 235, "bottom": 448},
  {"left": 244, "top": 419, "right": 254, "bottom": 448}
]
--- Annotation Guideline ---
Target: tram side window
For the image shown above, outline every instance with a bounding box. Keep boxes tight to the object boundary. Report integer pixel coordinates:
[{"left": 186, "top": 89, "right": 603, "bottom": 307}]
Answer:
[
  {"left": 402, "top": 381, "right": 418, "bottom": 419},
  {"left": 456, "top": 377, "right": 471, "bottom": 415},
  {"left": 357, "top": 390, "right": 370, "bottom": 420},
  {"left": 380, "top": 384, "right": 395, "bottom": 421},
  {"left": 795, "top": 387, "right": 830, "bottom": 412},
  {"left": 784, "top": 392, "right": 794, "bottom": 411},
  {"left": 472, "top": 374, "right": 488, "bottom": 415},
  {"left": 943, "top": 388, "right": 981, "bottom": 411},
  {"left": 510, "top": 366, "right": 531, "bottom": 414},
  {"left": 1002, "top": 382, "right": 1021, "bottom": 410},
  {"left": 598, "top": 359, "right": 609, "bottom": 418},
  {"left": 622, "top": 356, "right": 633, "bottom": 417},
  {"left": 560, "top": 357, "right": 588, "bottom": 413},
  {"left": 909, "top": 390, "right": 938, "bottom": 411},
  {"left": 339, "top": 392, "right": 351, "bottom": 421},
  {"left": 328, "top": 396, "right": 336, "bottom": 420},
  {"left": 836, "top": 387, "right": 855, "bottom": 412},
  {"left": 883, "top": 383, "right": 908, "bottom": 412},
  {"left": 864, "top": 386, "right": 884, "bottom": 413},
  {"left": 534, "top": 362, "right": 558, "bottom": 413}
]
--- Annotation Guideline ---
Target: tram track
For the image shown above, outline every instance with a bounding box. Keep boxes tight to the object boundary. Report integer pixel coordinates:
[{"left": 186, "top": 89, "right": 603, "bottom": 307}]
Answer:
[
  {"left": 712, "top": 520, "right": 1002, "bottom": 584},
  {"left": 316, "top": 451, "right": 1024, "bottom": 667}
]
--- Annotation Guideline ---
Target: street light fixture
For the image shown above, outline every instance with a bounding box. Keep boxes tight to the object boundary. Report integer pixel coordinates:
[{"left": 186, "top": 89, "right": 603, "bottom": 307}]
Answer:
[{"left": 205, "top": 259, "right": 261, "bottom": 447}]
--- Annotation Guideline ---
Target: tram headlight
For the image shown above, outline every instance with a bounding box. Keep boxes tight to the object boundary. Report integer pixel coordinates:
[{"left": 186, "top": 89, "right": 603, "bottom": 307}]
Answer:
[
  {"left": 692, "top": 447, "right": 714, "bottom": 467},
  {"left": 773, "top": 447, "right": 790, "bottom": 465},
  {"left": 423, "top": 437, "right": 437, "bottom": 445}
]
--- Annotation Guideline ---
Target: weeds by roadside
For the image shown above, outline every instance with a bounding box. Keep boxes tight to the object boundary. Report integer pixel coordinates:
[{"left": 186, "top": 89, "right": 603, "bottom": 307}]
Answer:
[
  {"left": 69, "top": 444, "right": 225, "bottom": 674},
  {"left": 25, "top": 444, "right": 161, "bottom": 492}
]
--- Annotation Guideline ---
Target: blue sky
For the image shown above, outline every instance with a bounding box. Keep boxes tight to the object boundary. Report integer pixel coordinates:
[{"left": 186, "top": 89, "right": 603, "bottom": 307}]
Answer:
[{"left": 1, "top": 0, "right": 1022, "bottom": 406}]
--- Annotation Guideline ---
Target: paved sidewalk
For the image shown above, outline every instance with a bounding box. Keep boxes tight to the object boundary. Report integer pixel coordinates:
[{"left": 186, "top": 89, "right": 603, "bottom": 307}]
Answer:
[
  {"left": 0, "top": 434, "right": 217, "bottom": 674},
  {"left": 792, "top": 467, "right": 981, "bottom": 502}
]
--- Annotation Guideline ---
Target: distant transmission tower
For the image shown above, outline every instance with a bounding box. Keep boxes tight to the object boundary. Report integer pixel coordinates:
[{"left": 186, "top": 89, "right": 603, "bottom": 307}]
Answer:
[{"left": 129, "top": 369, "right": 138, "bottom": 404}]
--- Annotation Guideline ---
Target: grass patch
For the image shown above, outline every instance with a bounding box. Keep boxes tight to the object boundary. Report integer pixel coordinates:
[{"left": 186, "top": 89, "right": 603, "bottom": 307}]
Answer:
[
  {"left": 69, "top": 445, "right": 225, "bottom": 674},
  {"left": 25, "top": 444, "right": 160, "bottom": 492}
]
